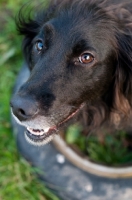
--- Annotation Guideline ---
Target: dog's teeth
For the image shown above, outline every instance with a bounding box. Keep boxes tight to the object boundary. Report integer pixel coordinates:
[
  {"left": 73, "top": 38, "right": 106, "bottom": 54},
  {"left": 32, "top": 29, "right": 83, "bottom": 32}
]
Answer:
[
  {"left": 27, "top": 127, "right": 50, "bottom": 136},
  {"left": 27, "top": 127, "right": 42, "bottom": 136},
  {"left": 44, "top": 127, "right": 50, "bottom": 133}
]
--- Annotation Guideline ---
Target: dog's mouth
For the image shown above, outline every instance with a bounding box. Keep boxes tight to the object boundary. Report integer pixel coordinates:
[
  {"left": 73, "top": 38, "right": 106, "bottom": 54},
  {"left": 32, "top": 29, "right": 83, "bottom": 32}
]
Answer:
[
  {"left": 24, "top": 104, "right": 84, "bottom": 145},
  {"left": 25, "top": 127, "right": 57, "bottom": 145}
]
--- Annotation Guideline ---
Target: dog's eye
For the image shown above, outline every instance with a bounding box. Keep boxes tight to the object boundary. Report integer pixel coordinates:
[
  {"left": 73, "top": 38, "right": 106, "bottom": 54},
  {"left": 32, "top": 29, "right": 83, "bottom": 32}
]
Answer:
[
  {"left": 79, "top": 53, "right": 94, "bottom": 64},
  {"left": 36, "top": 41, "right": 43, "bottom": 51}
]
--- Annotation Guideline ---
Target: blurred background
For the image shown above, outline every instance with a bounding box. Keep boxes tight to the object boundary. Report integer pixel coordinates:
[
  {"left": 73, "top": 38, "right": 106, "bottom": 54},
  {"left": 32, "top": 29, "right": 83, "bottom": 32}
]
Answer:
[
  {"left": 1, "top": 0, "right": 132, "bottom": 199},
  {"left": 0, "top": 0, "right": 59, "bottom": 199}
]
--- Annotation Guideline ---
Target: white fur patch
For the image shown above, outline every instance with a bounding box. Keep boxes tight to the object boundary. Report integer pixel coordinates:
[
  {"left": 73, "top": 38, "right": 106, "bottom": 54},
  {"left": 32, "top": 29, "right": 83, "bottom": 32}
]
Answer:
[
  {"left": 11, "top": 108, "right": 52, "bottom": 132},
  {"left": 11, "top": 108, "right": 55, "bottom": 145}
]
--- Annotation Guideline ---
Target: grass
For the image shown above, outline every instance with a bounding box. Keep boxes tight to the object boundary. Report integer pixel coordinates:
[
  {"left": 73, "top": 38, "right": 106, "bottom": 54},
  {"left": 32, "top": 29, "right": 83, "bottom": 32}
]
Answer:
[
  {"left": 66, "top": 124, "right": 132, "bottom": 166},
  {"left": 0, "top": 0, "right": 59, "bottom": 199}
]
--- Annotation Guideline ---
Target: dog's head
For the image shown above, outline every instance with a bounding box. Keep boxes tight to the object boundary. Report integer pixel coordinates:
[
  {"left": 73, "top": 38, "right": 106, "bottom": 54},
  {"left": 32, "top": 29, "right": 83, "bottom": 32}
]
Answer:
[{"left": 10, "top": 0, "right": 132, "bottom": 145}]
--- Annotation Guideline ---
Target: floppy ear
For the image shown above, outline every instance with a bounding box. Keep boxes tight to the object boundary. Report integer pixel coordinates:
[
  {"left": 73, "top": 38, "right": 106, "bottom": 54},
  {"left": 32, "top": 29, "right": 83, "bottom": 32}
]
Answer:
[
  {"left": 112, "top": 7, "right": 132, "bottom": 116},
  {"left": 15, "top": 1, "right": 60, "bottom": 66},
  {"left": 16, "top": 7, "right": 42, "bottom": 65}
]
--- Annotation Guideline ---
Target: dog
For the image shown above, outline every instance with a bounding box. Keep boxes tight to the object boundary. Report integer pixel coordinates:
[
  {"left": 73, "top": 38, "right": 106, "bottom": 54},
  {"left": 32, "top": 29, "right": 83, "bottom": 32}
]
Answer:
[{"left": 10, "top": 0, "right": 132, "bottom": 145}]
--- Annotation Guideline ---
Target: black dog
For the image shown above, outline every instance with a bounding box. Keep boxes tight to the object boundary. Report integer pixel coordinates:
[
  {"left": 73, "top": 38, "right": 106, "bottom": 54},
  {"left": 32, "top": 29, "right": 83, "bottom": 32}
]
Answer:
[{"left": 10, "top": 0, "right": 132, "bottom": 145}]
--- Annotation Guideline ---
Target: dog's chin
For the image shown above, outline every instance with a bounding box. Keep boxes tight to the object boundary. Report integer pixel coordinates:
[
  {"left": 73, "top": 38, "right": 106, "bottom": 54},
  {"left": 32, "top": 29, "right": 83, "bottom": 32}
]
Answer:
[
  {"left": 25, "top": 127, "right": 57, "bottom": 146},
  {"left": 12, "top": 104, "right": 84, "bottom": 146},
  {"left": 11, "top": 109, "right": 57, "bottom": 146}
]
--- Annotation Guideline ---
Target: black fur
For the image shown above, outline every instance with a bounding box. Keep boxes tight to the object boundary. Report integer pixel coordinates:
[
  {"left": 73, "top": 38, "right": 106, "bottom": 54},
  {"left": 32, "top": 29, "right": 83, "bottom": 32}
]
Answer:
[{"left": 10, "top": 0, "right": 132, "bottom": 144}]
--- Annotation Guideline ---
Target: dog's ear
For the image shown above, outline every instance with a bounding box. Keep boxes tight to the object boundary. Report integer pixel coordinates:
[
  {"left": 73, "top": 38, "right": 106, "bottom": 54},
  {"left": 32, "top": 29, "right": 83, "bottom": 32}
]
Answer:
[
  {"left": 16, "top": 6, "right": 42, "bottom": 65},
  {"left": 16, "top": 1, "right": 61, "bottom": 66},
  {"left": 112, "top": 7, "right": 132, "bottom": 116}
]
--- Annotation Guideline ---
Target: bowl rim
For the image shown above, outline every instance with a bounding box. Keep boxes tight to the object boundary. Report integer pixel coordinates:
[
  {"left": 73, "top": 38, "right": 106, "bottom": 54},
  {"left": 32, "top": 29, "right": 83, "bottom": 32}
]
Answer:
[{"left": 53, "top": 135, "right": 132, "bottom": 178}]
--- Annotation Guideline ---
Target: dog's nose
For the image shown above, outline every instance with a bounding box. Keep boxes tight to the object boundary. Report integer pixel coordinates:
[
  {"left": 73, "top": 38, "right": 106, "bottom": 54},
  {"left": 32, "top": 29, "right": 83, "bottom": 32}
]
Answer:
[{"left": 10, "top": 96, "right": 38, "bottom": 121}]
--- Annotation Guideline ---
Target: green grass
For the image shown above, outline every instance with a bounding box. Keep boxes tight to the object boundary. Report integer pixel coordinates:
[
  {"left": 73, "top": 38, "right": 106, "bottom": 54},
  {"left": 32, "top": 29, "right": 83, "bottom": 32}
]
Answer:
[
  {"left": 66, "top": 124, "right": 132, "bottom": 166},
  {"left": 0, "top": 0, "right": 59, "bottom": 199}
]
